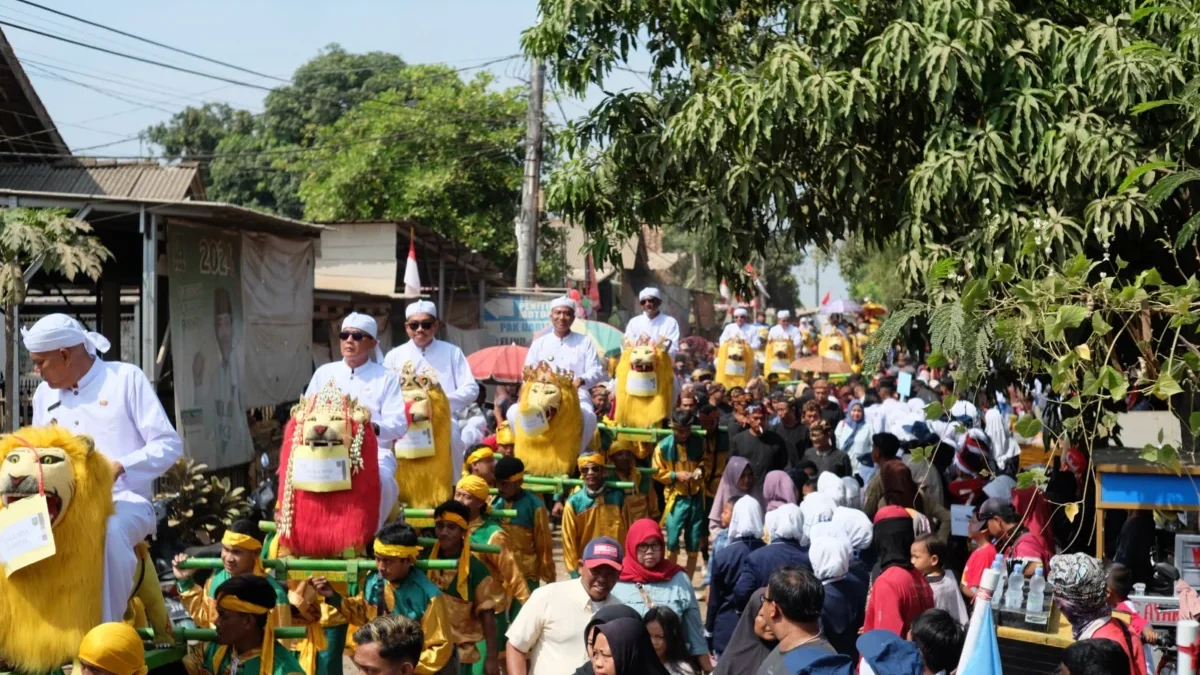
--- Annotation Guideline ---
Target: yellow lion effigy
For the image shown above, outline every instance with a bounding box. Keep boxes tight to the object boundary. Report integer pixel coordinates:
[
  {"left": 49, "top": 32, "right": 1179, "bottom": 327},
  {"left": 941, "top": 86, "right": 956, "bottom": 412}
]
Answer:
[
  {"left": 0, "top": 425, "right": 172, "bottom": 672},
  {"left": 818, "top": 330, "right": 858, "bottom": 373},
  {"left": 394, "top": 361, "right": 453, "bottom": 524},
  {"left": 514, "top": 362, "right": 583, "bottom": 477},
  {"left": 764, "top": 337, "right": 796, "bottom": 377},
  {"left": 715, "top": 336, "right": 755, "bottom": 389},
  {"left": 614, "top": 334, "right": 675, "bottom": 459}
]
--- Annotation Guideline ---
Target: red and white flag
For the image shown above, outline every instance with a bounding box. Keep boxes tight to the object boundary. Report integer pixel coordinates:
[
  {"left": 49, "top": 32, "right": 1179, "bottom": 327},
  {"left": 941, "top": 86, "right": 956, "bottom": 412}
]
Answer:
[
  {"left": 821, "top": 290, "right": 831, "bottom": 305},
  {"left": 404, "top": 228, "right": 421, "bottom": 296},
  {"left": 585, "top": 253, "right": 601, "bottom": 311},
  {"left": 719, "top": 278, "right": 730, "bottom": 303}
]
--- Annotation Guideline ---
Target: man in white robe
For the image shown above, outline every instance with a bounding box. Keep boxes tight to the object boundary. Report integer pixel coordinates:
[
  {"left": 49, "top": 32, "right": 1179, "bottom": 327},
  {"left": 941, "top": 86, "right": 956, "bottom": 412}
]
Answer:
[
  {"left": 384, "top": 299, "right": 479, "bottom": 480},
  {"left": 624, "top": 287, "right": 681, "bottom": 356},
  {"left": 512, "top": 297, "right": 603, "bottom": 454},
  {"left": 306, "top": 312, "right": 402, "bottom": 527},
  {"left": 718, "top": 307, "right": 762, "bottom": 348},
  {"left": 767, "top": 309, "right": 803, "bottom": 350},
  {"left": 24, "top": 314, "right": 183, "bottom": 623}
]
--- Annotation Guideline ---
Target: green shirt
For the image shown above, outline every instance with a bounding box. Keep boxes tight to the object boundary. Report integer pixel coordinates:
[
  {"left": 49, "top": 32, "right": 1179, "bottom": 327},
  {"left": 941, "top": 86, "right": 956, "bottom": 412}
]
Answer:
[
  {"left": 202, "top": 640, "right": 306, "bottom": 675},
  {"left": 177, "top": 568, "right": 290, "bottom": 606}
]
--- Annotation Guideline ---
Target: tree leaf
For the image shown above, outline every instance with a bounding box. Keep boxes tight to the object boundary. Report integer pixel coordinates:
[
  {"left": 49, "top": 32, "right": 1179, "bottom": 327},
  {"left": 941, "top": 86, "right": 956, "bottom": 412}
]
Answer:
[
  {"left": 926, "top": 349, "right": 949, "bottom": 369},
  {"left": 925, "top": 401, "right": 945, "bottom": 420},
  {"left": 1190, "top": 411, "right": 1200, "bottom": 435},
  {"left": 1118, "top": 159, "right": 1175, "bottom": 192},
  {"left": 1152, "top": 371, "right": 1184, "bottom": 399},
  {"left": 1015, "top": 414, "right": 1043, "bottom": 438},
  {"left": 1063, "top": 502, "right": 1079, "bottom": 522},
  {"left": 1075, "top": 344, "right": 1092, "bottom": 360},
  {"left": 1092, "top": 312, "right": 1112, "bottom": 337}
]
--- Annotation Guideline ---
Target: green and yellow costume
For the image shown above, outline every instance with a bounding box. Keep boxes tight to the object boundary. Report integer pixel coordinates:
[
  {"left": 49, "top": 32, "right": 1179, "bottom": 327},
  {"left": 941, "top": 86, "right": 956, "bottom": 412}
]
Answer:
[
  {"left": 562, "top": 487, "right": 630, "bottom": 576},
  {"left": 654, "top": 433, "right": 708, "bottom": 553}
]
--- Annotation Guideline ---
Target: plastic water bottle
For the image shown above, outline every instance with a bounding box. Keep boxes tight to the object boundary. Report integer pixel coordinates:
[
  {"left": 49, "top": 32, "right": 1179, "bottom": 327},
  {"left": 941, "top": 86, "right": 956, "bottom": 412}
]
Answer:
[
  {"left": 1025, "top": 567, "right": 1048, "bottom": 624},
  {"left": 991, "top": 554, "right": 1006, "bottom": 603},
  {"left": 1004, "top": 563, "right": 1026, "bottom": 610}
]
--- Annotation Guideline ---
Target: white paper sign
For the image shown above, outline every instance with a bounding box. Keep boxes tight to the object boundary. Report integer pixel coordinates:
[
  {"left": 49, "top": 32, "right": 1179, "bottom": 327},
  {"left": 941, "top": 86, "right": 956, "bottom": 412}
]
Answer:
[
  {"left": 950, "top": 503, "right": 974, "bottom": 538},
  {"left": 397, "top": 427, "right": 433, "bottom": 450},
  {"left": 724, "top": 361, "right": 746, "bottom": 376},
  {"left": 521, "top": 410, "right": 549, "bottom": 435},
  {"left": 293, "top": 458, "right": 349, "bottom": 485},
  {"left": 0, "top": 494, "right": 56, "bottom": 576},
  {"left": 626, "top": 372, "right": 658, "bottom": 396},
  {"left": 770, "top": 360, "right": 792, "bottom": 375},
  {"left": 897, "top": 371, "right": 913, "bottom": 400}
]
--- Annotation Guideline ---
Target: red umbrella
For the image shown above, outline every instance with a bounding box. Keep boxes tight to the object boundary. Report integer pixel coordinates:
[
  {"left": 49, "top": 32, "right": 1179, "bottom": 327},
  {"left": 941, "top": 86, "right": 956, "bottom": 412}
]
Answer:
[{"left": 467, "top": 345, "right": 529, "bottom": 383}]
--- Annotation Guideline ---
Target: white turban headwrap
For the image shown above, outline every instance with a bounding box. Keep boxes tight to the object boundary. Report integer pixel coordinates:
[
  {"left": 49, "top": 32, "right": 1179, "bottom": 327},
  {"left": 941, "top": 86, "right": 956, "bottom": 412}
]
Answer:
[
  {"left": 21, "top": 313, "right": 110, "bottom": 356},
  {"left": 638, "top": 287, "right": 661, "bottom": 301},
  {"left": 549, "top": 296, "right": 575, "bottom": 310},
  {"left": 733, "top": 308, "right": 748, "bottom": 318},
  {"left": 777, "top": 310, "right": 791, "bottom": 319},
  {"left": 342, "top": 312, "right": 383, "bottom": 362},
  {"left": 405, "top": 300, "right": 437, "bottom": 319}
]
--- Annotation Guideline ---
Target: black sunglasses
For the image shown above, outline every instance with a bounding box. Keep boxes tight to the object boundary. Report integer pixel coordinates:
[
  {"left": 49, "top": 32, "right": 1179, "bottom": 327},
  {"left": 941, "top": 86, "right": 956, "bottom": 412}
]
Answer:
[
  {"left": 339, "top": 331, "right": 368, "bottom": 341},
  {"left": 407, "top": 320, "right": 435, "bottom": 331},
  {"left": 640, "top": 298, "right": 660, "bottom": 305},
  {"left": 580, "top": 465, "right": 604, "bottom": 474}
]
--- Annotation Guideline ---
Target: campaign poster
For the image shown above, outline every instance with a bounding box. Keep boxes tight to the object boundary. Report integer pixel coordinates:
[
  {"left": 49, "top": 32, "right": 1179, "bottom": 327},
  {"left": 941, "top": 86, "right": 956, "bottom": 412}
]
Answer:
[
  {"left": 167, "top": 223, "right": 252, "bottom": 469},
  {"left": 482, "top": 292, "right": 560, "bottom": 345}
]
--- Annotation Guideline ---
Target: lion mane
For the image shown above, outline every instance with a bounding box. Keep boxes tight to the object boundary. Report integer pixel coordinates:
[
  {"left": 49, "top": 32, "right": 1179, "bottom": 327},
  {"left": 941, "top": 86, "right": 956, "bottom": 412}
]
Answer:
[
  {"left": 515, "top": 362, "right": 583, "bottom": 476},
  {"left": 614, "top": 335, "right": 674, "bottom": 430},
  {"left": 0, "top": 425, "right": 113, "bottom": 673},
  {"left": 276, "top": 390, "right": 381, "bottom": 558},
  {"left": 715, "top": 337, "right": 755, "bottom": 389},
  {"left": 395, "top": 363, "right": 454, "bottom": 521},
  {"left": 764, "top": 338, "right": 796, "bottom": 376}
]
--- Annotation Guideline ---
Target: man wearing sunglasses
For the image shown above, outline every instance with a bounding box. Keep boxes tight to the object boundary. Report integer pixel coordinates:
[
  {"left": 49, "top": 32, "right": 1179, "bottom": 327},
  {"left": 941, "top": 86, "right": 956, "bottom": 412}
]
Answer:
[
  {"left": 719, "top": 307, "right": 763, "bottom": 349},
  {"left": 384, "top": 300, "right": 479, "bottom": 479},
  {"left": 623, "top": 287, "right": 680, "bottom": 357},
  {"left": 517, "top": 296, "right": 603, "bottom": 455},
  {"left": 306, "top": 312, "right": 403, "bottom": 526},
  {"left": 767, "top": 310, "right": 804, "bottom": 351}
]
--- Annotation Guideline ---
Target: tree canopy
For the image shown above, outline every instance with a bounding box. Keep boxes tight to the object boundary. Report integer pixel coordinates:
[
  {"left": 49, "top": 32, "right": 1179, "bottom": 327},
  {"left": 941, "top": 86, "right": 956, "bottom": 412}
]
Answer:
[{"left": 522, "top": 0, "right": 1200, "bottom": 290}]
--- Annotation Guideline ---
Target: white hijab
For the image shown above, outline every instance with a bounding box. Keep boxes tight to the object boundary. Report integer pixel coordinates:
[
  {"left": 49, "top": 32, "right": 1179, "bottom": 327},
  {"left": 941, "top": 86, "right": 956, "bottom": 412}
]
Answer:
[
  {"left": 810, "top": 535, "right": 852, "bottom": 582},
  {"left": 799, "top": 493, "right": 837, "bottom": 544},
  {"left": 728, "top": 497, "right": 765, "bottom": 540},
  {"left": 831, "top": 506, "right": 874, "bottom": 554},
  {"left": 765, "top": 503, "right": 803, "bottom": 542},
  {"left": 817, "top": 472, "right": 847, "bottom": 507}
]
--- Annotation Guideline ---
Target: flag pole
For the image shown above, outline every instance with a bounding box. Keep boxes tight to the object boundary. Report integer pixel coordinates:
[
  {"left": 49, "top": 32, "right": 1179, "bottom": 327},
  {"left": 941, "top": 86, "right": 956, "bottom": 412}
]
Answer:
[{"left": 956, "top": 568, "right": 1000, "bottom": 672}]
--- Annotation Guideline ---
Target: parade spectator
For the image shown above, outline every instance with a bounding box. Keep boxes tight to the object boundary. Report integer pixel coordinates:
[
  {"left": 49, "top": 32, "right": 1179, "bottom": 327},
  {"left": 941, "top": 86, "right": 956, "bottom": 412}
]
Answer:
[
  {"left": 645, "top": 607, "right": 702, "bottom": 675},
  {"left": 810, "top": 379, "right": 843, "bottom": 426},
  {"left": 763, "top": 470, "right": 798, "bottom": 513},
  {"left": 729, "top": 403, "right": 787, "bottom": 498},
  {"left": 816, "top": 472, "right": 849, "bottom": 507},
  {"left": 1050, "top": 553, "right": 1148, "bottom": 675},
  {"left": 712, "top": 589, "right": 777, "bottom": 675},
  {"left": 352, "top": 615, "right": 426, "bottom": 675},
  {"left": 910, "top": 609, "right": 965, "bottom": 675},
  {"left": 863, "top": 507, "right": 933, "bottom": 637},
  {"left": 800, "top": 420, "right": 853, "bottom": 478},
  {"left": 573, "top": 606, "right": 645, "bottom": 675},
  {"left": 910, "top": 534, "right": 968, "bottom": 626},
  {"left": 588, "top": 618, "right": 671, "bottom": 675},
  {"left": 708, "top": 456, "right": 753, "bottom": 536},
  {"left": 831, "top": 506, "right": 875, "bottom": 585},
  {"left": 708, "top": 497, "right": 767, "bottom": 656},
  {"left": 654, "top": 410, "right": 709, "bottom": 577},
  {"left": 877, "top": 460, "right": 952, "bottom": 541},
  {"left": 507, "top": 537, "right": 626, "bottom": 675},
  {"left": 611, "top": 520, "right": 711, "bottom": 671},
  {"left": 1061, "top": 639, "right": 1135, "bottom": 675},
  {"left": 733, "top": 504, "right": 809, "bottom": 607},
  {"left": 809, "top": 536, "right": 866, "bottom": 659},
  {"left": 834, "top": 400, "right": 873, "bottom": 480},
  {"left": 77, "top": 623, "right": 146, "bottom": 675},
  {"left": 978, "top": 498, "right": 1051, "bottom": 573},
  {"left": 756, "top": 567, "right": 836, "bottom": 675},
  {"left": 769, "top": 397, "right": 810, "bottom": 468},
  {"left": 863, "top": 433, "right": 902, "bottom": 517},
  {"left": 1108, "top": 563, "right": 1157, "bottom": 644}
]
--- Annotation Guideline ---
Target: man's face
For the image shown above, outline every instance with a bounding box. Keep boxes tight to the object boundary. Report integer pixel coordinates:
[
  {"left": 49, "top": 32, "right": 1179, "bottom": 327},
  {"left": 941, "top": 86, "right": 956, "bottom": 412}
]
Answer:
[
  {"left": 985, "top": 516, "right": 1004, "bottom": 539},
  {"left": 581, "top": 462, "right": 606, "bottom": 490},
  {"left": 611, "top": 450, "right": 635, "bottom": 473},
  {"left": 672, "top": 425, "right": 691, "bottom": 444},
  {"left": 496, "top": 480, "right": 522, "bottom": 500},
  {"left": 214, "top": 606, "right": 254, "bottom": 646},
  {"left": 802, "top": 408, "right": 820, "bottom": 426},
  {"left": 748, "top": 409, "right": 766, "bottom": 429},
  {"left": 641, "top": 296, "right": 661, "bottom": 316},
  {"left": 220, "top": 543, "right": 257, "bottom": 576},
  {"left": 434, "top": 521, "right": 465, "bottom": 551},
  {"left": 454, "top": 488, "right": 486, "bottom": 513},
  {"left": 811, "top": 428, "right": 829, "bottom": 447},
  {"left": 352, "top": 641, "right": 415, "bottom": 675},
  {"left": 578, "top": 562, "right": 620, "bottom": 601},
  {"left": 470, "top": 457, "right": 496, "bottom": 482},
  {"left": 405, "top": 313, "right": 437, "bottom": 348},
  {"left": 709, "top": 386, "right": 726, "bottom": 405},
  {"left": 375, "top": 554, "right": 414, "bottom": 584},
  {"left": 756, "top": 313, "right": 766, "bottom": 324},
  {"left": 591, "top": 389, "right": 610, "bottom": 411},
  {"left": 778, "top": 317, "right": 790, "bottom": 327},
  {"left": 551, "top": 306, "right": 575, "bottom": 333},
  {"left": 772, "top": 400, "right": 790, "bottom": 420},
  {"left": 679, "top": 396, "right": 697, "bottom": 413},
  {"left": 30, "top": 349, "right": 73, "bottom": 389},
  {"left": 735, "top": 314, "right": 746, "bottom": 326},
  {"left": 215, "top": 312, "right": 233, "bottom": 359},
  {"left": 340, "top": 328, "right": 377, "bottom": 361},
  {"left": 813, "top": 381, "right": 829, "bottom": 399}
]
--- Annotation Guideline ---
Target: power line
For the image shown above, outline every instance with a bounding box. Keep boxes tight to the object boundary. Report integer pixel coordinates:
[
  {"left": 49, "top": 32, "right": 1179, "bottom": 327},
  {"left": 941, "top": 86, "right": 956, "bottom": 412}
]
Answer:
[
  {"left": 0, "top": 19, "right": 275, "bottom": 91},
  {"left": 11, "top": 0, "right": 287, "bottom": 82}
]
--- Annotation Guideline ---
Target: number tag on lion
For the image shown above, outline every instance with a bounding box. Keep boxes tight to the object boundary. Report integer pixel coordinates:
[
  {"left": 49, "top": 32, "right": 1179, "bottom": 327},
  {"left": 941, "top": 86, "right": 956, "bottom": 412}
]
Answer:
[
  {"left": 292, "top": 444, "right": 352, "bottom": 492},
  {"left": 625, "top": 371, "right": 658, "bottom": 396},
  {"left": 770, "top": 360, "right": 791, "bottom": 375},
  {"left": 724, "top": 361, "right": 746, "bottom": 376},
  {"left": 395, "top": 420, "right": 435, "bottom": 459},
  {"left": 0, "top": 494, "right": 55, "bottom": 577},
  {"left": 520, "top": 410, "right": 550, "bottom": 436}
]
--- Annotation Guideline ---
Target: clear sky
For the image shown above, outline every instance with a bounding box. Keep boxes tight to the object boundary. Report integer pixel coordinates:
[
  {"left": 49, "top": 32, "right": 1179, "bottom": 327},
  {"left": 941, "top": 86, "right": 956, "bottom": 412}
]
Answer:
[{"left": 1, "top": 0, "right": 845, "bottom": 294}]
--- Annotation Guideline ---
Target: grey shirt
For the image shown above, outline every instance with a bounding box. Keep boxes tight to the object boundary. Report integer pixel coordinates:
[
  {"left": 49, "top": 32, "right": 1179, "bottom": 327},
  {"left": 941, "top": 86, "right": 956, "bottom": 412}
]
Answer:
[{"left": 755, "top": 638, "right": 837, "bottom": 675}]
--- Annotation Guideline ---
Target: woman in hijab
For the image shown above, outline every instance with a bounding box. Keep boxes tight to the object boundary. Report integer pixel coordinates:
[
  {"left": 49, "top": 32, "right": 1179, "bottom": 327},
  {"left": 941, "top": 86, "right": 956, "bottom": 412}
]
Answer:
[
  {"left": 809, "top": 535, "right": 867, "bottom": 659},
  {"left": 573, "top": 606, "right": 647, "bottom": 675},
  {"left": 610, "top": 519, "right": 711, "bottom": 671},
  {"left": 878, "top": 459, "right": 951, "bottom": 541},
  {"left": 1049, "top": 553, "right": 1148, "bottom": 675},
  {"left": 712, "top": 589, "right": 777, "bottom": 675},
  {"left": 799, "top": 492, "right": 837, "bottom": 545},
  {"left": 733, "top": 503, "right": 808, "bottom": 607},
  {"left": 862, "top": 506, "right": 933, "bottom": 637},
  {"left": 709, "top": 457, "right": 753, "bottom": 534},
  {"left": 817, "top": 471, "right": 848, "bottom": 507},
  {"left": 835, "top": 400, "right": 873, "bottom": 480},
  {"left": 590, "top": 617, "right": 671, "bottom": 675},
  {"left": 707, "top": 498, "right": 766, "bottom": 656},
  {"left": 762, "top": 470, "right": 797, "bottom": 513},
  {"left": 832, "top": 506, "right": 875, "bottom": 585}
]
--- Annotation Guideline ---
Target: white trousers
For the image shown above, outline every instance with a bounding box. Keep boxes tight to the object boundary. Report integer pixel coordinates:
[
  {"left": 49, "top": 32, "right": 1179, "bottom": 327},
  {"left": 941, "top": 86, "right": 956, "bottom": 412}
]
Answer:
[
  {"left": 103, "top": 491, "right": 156, "bottom": 623},
  {"left": 378, "top": 448, "right": 398, "bottom": 529}
]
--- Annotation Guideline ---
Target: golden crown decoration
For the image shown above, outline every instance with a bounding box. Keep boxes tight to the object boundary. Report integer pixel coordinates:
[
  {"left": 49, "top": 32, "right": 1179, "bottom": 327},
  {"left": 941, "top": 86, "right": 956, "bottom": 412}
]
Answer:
[
  {"left": 398, "top": 361, "right": 443, "bottom": 392},
  {"left": 522, "top": 361, "right": 576, "bottom": 388}
]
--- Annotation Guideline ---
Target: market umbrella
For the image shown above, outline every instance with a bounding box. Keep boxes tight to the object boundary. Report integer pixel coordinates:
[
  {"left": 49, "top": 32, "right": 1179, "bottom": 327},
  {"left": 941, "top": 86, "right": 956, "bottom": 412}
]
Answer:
[
  {"left": 862, "top": 302, "right": 888, "bottom": 318},
  {"left": 467, "top": 345, "right": 529, "bottom": 383},
  {"left": 534, "top": 319, "right": 625, "bottom": 356},
  {"left": 820, "top": 299, "right": 863, "bottom": 315},
  {"left": 788, "top": 355, "right": 855, "bottom": 375}
]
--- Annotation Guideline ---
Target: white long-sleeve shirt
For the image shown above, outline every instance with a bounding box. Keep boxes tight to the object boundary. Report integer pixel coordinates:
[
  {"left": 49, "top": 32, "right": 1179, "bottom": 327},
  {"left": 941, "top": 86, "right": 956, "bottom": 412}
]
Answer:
[
  {"left": 32, "top": 359, "right": 183, "bottom": 500},
  {"left": 767, "top": 323, "right": 802, "bottom": 349},
  {"left": 524, "top": 330, "right": 605, "bottom": 391},
  {"left": 384, "top": 339, "right": 479, "bottom": 416},
  {"left": 306, "top": 360, "right": 408, "bottom": 447},
  {"left": 719, "top": 322, "right": 762, "bottom": 348},
  {"left": 624, "top": 312, "right": 681, "bottom": 356}
]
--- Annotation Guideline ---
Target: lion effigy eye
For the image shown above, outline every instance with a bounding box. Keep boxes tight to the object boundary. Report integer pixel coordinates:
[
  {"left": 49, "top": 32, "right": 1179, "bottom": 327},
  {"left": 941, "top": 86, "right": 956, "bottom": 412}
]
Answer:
[
  {"left": 39, "top": 455, "right": 63, "bottom": 465},
  {"left": 5, "top": 453, "right": 18, "bottom": 463}
]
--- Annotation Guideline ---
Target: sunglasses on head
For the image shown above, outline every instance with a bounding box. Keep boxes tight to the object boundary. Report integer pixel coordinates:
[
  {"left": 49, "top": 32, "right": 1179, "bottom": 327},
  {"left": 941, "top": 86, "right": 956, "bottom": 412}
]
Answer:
[
  {"left": 340, "top": 331, "right": 369, "bottom": 341},
  {"left": 407, "top": 320, "right": 435, "bottom": 331}
]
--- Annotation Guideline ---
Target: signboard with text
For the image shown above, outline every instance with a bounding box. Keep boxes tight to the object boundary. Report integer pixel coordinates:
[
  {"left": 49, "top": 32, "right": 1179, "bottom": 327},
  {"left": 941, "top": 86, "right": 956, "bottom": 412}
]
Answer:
[{"left": 482, "top": 292, "right": 560, "bottom": 346}]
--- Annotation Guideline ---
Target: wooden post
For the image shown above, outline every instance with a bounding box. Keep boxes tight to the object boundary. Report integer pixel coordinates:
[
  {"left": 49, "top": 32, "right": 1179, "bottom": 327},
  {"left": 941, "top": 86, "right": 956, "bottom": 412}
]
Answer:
[{"left": 140, "top": 209, "right": 158, "bottom": 381}]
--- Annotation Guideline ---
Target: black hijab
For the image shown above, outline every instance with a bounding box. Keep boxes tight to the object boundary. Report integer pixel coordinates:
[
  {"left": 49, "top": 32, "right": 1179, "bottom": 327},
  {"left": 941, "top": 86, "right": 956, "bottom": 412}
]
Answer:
[
  {"left": 595, "top": 618, "right": 670, "bottom": 675},
  {"left": 571, "top": 605, "right": 644, "bottom": 675},
  {"left": 870, "top": 507, "right": 915, "bottom": 581},
  {"left": 713, "top": 588, "right": 778, "bottom": 675}
]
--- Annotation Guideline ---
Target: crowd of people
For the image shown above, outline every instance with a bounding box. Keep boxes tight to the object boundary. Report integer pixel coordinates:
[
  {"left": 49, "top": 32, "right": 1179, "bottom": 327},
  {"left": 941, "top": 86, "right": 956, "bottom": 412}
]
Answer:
[{"left": 12, "top": 285, "right": 1169, "bottom": 675}]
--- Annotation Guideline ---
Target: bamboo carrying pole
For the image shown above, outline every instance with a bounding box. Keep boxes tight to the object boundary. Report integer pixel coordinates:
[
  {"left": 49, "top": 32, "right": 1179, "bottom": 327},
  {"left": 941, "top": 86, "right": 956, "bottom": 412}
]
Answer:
[
  {"left": 178, "top": 557, "right": 460, "bottom": 572},
  {"left": 137, "top": 627, "right": 308, "bottom": 641},
  {"left": 956, "top": 568, "right": 1000, "bottom": 672},
  {"left": 253, "top": 521, "right": 503, "bottom": 553}
]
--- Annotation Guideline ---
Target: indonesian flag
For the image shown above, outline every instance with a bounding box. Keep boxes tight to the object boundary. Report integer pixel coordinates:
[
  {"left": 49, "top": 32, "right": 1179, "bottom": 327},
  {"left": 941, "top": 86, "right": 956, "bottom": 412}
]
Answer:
[
  {"left": 821, "top": 291, "right": 831, "bottom": 305},
  {"left": 746, "top": 263, "right": 770, "bottom": 301},
  {"left": 719, "top": 278, "right": 730, "bottom": 303},
  {"left": 404, "top": 228, "right": 421, "bottom": 296},
  {"left": 585, "top": 253, "right": 601, "bottom": 311}
]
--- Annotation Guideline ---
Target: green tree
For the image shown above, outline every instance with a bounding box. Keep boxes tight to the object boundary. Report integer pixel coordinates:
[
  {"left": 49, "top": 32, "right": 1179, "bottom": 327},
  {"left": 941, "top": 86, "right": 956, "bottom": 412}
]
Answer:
[
  {"left": 837, "top": 236, "right": 907, "bottom": 309},
  {"left": 144, "top": 103, "right": 253, "bottom": 161},
  {"left": 0, "top": 208, "right": 110, "bottom": 430},
  {"left": 522, "top": 0, "right": 1197, "bottom": 292},
  {"left": 761, "top": 245, "right": 803, "bottom": 311}
]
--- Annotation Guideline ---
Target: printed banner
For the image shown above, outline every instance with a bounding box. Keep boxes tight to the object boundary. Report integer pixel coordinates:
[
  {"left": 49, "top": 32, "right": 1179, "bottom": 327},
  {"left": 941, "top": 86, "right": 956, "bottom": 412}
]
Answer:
[
  {"left": 482, "top": 292, "right": 560, "bottom": 345},
  {"left": 168, "top": 223, "right": 252, "bottom": 469}
]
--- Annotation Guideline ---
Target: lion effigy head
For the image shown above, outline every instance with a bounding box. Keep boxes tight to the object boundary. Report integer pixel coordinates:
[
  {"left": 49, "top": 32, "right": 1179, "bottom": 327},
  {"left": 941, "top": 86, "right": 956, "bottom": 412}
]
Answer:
[
  {"left": 515, "top": 362, "right": 583, "bottom": 477},
  {"left": 765, "top": 338, "right": 796, "bottom": 376},
  {"left": 614, "top": 334, "right": 674, "bottom": 432},
  {"left": 394, "top": 362, "right": 453, "bottom": 520},
  {"left": 0, "top": 426, "right": 114, "bottom": 672},
  {"left": 277, "top": 379, "right": 380, "bottom": 557},
  {"left": 716, "top": 337, "right": 754, "bottom": 388}
]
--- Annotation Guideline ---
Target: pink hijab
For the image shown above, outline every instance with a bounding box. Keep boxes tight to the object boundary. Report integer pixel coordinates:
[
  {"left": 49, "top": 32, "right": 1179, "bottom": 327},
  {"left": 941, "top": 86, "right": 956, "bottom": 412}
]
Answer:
[{"left": 708, "top": 456, "right": 751, "bottom": 530}]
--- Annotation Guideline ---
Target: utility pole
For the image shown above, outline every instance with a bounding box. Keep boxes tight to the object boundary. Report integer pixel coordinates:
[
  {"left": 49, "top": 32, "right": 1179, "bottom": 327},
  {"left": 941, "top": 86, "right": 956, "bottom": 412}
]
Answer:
[{"left": 515, "top": 60, "right": 545, "bottom": 289}]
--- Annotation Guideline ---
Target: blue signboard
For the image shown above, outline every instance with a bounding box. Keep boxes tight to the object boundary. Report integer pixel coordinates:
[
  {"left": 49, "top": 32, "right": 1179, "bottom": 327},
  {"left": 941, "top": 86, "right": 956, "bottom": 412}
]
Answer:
[{"left": 482, "top": 292, "right": 558, "bottom": 346}]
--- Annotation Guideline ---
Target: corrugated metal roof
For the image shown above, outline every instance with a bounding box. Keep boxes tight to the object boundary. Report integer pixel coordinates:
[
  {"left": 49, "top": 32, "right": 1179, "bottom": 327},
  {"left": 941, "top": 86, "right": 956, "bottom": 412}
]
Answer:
[{"left": 0, "top": 163, "right": 204, "bottom": 201}]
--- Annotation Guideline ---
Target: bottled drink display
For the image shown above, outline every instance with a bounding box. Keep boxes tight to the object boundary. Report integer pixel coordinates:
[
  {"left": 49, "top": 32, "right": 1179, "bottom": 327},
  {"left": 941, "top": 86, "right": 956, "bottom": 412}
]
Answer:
[
  {"left": 991, "top": 554, "right": 1006, "bottom": 603},
  {"left": 1003, "top": 562, "right": 1026, "bottom": 610},
  {"left": 1025, "top": 567, "right": 1049, "bottom": 625}
]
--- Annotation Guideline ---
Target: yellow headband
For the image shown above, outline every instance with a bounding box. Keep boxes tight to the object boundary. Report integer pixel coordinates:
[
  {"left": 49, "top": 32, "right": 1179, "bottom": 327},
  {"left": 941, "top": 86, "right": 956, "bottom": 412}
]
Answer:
[
  {"left": 374, "top": 541, "right": 422, "bottom": 560},
  {"left": 495, "top": 423, "right": 515, "bottom": 445},
  {"left": 431, "top": 513, "right": 471, "bottom": 599},
  {"left": 500, "top": 471, "right": 525, "bottom": 484},
  {"left": 456, "top": 475, "right": 491, "bottom": 502},
  {"left": 463, "top": 448, "right": 494, "bottom": 473},
  {"left": 77, "top": 623, "right": 147, "bottom": 675},
  {"left": 214, "top": 593, "right": 276, "bottom": 673},
  {"left": 577, "top": 453, "right": 605, "bottom": 470},
  {"left": 222, "top": 530, "right": 266, "bottom": 576}
]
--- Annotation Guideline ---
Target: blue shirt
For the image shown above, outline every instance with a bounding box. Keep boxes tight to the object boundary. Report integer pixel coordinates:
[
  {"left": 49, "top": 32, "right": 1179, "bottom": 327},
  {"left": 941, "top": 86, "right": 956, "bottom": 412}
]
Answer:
[
  {"left": 611, "top": 571, "right": 707, "bottom": 657},
  {"left": 708, "top": 536, "right": 766, "bottom": 654},
  {"left": 733, "top": 539, "right": 812, "bottom": 608}
]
